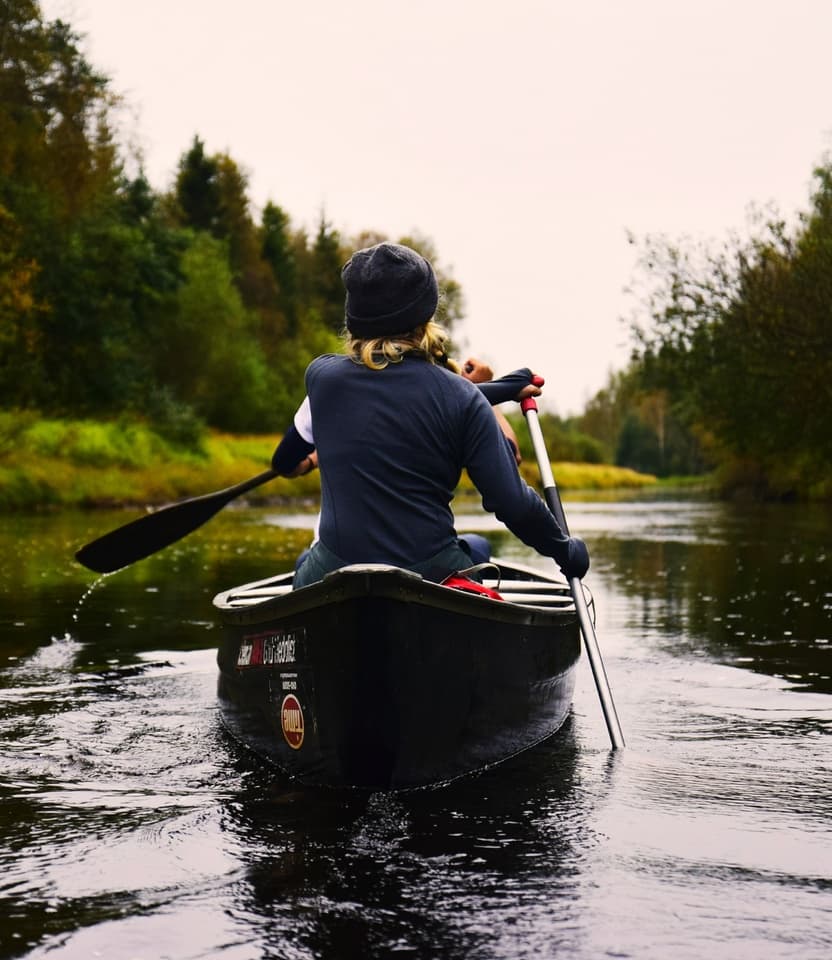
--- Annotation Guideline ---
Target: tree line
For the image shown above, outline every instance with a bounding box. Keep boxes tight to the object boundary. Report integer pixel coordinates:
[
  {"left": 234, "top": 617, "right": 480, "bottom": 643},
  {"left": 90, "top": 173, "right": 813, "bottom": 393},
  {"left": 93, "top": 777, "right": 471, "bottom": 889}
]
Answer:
[
  {"left": 519, "top": 158, "right": 832, "bottom": 499},
  {"left": 0, "top": 1, "right": 463, "bottom": 443},
  {"left": 2, "top": 2, "right": 829, "bottom": 498},
  {"left": 606, "top": 161, "right": 832, "bottom": 499}
]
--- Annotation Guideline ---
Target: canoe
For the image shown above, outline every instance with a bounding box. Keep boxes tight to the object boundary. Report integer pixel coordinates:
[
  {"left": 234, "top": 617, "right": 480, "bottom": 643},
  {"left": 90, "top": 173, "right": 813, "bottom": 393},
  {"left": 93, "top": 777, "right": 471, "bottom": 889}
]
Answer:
[{"left": 213, "top": 559, "right": 587, "bottom": 790}]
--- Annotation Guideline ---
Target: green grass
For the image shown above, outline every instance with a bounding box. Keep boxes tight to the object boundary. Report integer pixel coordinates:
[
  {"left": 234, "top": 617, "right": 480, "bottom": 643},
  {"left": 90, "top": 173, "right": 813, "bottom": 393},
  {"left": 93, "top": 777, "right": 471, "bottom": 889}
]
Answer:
[
  {"left": 0, "top": 411, "right": 663, "bottom": 511},
  {"left": 524, "top": 461, "right": 658, "bottom": 491},
  {"left": 0, "top": 413, "right": 319, "bottom": 510}
]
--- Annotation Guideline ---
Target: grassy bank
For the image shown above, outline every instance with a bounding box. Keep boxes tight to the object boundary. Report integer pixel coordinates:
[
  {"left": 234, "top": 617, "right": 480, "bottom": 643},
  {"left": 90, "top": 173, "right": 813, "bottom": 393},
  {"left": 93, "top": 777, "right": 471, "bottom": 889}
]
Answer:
[{"left": 0, "top": 413, "right": 662, "bottom": 511}]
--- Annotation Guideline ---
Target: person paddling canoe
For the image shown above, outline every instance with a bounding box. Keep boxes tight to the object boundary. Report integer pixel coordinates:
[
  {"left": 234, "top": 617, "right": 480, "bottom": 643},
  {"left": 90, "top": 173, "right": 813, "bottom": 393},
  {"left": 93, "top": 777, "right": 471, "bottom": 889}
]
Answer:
[
  {"left": 270, "top": 241, "right": 589, "bottom": 588},
  {"left": 286, "top": 354, "right": 508, "bottom": 569}
]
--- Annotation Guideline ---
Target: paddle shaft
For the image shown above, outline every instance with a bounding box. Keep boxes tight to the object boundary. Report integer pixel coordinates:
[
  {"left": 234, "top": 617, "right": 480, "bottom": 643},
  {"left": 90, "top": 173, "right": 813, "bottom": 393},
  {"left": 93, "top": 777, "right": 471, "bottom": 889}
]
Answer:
[
  {"left": 75, "top": 468, "right": 280, "bottom": 574},
  {"left": 521, "top": 396, "right": 625, "bottom": 749}
]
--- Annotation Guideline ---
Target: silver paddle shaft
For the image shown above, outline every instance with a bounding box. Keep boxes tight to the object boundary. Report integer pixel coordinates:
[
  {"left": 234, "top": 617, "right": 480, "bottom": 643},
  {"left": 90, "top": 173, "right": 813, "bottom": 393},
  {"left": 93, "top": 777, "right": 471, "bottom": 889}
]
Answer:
[{"left": 524, "top": 402, "right": 625, "bottom": 749}]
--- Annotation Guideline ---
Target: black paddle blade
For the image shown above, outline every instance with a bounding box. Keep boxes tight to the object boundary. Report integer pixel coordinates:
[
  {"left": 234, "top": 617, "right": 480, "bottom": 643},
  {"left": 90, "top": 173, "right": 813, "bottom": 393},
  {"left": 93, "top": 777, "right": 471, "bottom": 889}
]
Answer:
[
  {"left": 75, "top": 495, "right": 227, "bottom": 573},
  {"left": 75, "top": 468, "right": 279, "bottom": 574}
]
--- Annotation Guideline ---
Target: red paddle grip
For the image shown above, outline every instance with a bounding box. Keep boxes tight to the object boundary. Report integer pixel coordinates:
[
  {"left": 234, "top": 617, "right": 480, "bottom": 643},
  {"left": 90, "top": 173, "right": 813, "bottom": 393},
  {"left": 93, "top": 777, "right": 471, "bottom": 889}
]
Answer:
[{"left": 520, "top": 373, "right": 544, "bottom": 412}]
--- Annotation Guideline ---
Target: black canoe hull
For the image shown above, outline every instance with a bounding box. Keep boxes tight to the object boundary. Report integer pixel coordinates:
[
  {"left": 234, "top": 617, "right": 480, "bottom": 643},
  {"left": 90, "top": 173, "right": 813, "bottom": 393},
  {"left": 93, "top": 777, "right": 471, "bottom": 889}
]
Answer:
[{"left": 214, "top": 562, "right": 583, "bottom": 790}]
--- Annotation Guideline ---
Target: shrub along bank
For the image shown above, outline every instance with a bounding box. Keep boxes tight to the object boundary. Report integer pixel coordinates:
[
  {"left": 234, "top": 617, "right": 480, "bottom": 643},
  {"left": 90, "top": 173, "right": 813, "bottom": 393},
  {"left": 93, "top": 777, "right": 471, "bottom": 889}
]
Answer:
[{"left": 0, "top": 413, "right": 663, "bottom": 512}]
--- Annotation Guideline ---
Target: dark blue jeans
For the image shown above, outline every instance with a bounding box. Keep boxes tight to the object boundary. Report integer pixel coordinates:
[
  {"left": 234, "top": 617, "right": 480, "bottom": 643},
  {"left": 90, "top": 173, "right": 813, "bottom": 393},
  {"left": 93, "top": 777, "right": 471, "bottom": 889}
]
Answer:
[{"left": 293, "top": 534, "right": 491, "bottom": 589}]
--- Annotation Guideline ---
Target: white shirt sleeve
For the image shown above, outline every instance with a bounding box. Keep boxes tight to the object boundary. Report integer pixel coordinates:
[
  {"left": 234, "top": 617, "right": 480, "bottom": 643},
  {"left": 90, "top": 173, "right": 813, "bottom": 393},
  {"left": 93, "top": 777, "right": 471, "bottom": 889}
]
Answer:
[
  {"left": 294, "top": 395, "right": 320, "bottom": 545},
  {"left": 293, "top": 396, "right": 314, "bottom": 444}
]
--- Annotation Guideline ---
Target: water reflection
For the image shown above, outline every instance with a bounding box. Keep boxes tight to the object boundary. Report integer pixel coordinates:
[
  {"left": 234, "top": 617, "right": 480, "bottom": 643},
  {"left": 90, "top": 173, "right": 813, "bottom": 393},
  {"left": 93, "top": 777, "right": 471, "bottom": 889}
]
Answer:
[
  {"left": 576, "top": 501, "right": 832, "bottom": 693},
  {"left": 1, "top": 499, "right": 831, "bottom": 958},
  {"left": 4, "top": 500, "right": 831, "bottom": 692},
  {"left": 222, "top": 727, "right": 600, "bottom": 959}
]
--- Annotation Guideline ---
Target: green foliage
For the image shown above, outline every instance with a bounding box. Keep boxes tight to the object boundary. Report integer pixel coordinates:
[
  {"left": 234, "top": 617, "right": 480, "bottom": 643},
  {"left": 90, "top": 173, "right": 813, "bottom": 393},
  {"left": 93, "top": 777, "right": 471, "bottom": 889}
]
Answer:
[
  {"left": 505, "top": 411, "right": 606, "bottom": 465},
  {"left": 0, "top": 2, "right": 116, "bottom": 222},
  {"left": 0, "top": 3, "right": 467, "bottom": 454},
  {"left": 155, "top": 233, "right": 251, "bottom": 423},
  {"left": 616, "top": 413, "right": 662, "bottom": 475},
  {"left": 577, "top": 368, "right": 711, "bottom": 478},
  {"left": 174, "top": 136, "right": 221, "bottom": 234},
  {"left": 0, "top": 412, "right": 202, "bottom": 468},
  {"left": 0, "top": 408, "right": 38, "bottom": 455},
  {"left": 0, "top": 204, "right": 46, "bottom": 400},
  {"left": 0, "top": 410, "right": 321, "bottom": 510},
  {"left": 0, "top": 2, "right": 141, "bottom": 413},
  {"left": 0, "top": 408, "right": 658, "bottom": 512},
  {"left": 261, "top": 202, "right": 297, "bottom": 334},
  {"left": 629, "top": 160, "right": 832, "bottom": 497},
  {"left": 309, "top": 214, "right": 347, "bottom": 332},
  {"left": 143, "top": 388, "right": 206, "bottom": 449},
  {"left": 459, "top": 459, "right": 657, "bottom": 497},
  {"left": 33, "top": 203, "right": 185, "bottom": 415}
]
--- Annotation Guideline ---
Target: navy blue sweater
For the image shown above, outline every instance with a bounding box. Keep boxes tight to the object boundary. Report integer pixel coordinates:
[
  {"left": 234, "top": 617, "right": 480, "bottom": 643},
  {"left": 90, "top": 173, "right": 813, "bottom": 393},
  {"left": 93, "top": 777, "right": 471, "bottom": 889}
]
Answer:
[{"left": 289, "top": 353, "right": 571, "bottom": 569}]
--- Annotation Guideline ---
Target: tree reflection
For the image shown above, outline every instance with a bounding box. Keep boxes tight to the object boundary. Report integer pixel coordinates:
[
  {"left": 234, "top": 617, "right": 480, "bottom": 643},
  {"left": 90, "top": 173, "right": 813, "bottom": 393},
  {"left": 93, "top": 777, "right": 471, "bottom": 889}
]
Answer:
[{"left": 590, "top": 502, "right": 832, "bottom": 693}]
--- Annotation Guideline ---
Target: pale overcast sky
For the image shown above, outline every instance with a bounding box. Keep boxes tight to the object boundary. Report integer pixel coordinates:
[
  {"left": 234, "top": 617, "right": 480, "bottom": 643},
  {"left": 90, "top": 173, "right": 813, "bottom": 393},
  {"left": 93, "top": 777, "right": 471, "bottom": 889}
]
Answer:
[{"left": 42, "top": 0, "right": 832, "bottom": 414}]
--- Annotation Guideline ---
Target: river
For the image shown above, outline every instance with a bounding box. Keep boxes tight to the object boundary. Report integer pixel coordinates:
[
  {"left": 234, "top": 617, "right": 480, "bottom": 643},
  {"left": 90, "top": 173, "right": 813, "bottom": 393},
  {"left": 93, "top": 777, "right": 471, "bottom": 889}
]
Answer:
[{"left": 0, "top": 497, "right": 830, "bottom": 959}]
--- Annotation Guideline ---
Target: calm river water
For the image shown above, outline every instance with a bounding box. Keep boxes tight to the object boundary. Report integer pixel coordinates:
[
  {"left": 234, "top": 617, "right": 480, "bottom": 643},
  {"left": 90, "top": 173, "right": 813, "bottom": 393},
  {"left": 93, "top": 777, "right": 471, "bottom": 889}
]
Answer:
[{"left": 0, "top": 497, "right": 830, "bottom": 959}]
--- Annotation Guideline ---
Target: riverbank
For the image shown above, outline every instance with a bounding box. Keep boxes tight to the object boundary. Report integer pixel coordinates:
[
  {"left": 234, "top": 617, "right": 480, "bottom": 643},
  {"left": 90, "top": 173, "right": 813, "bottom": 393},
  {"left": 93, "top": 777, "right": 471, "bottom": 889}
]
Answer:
[{"left": 0, "top": 414, "right": 666, "bottom": 511}]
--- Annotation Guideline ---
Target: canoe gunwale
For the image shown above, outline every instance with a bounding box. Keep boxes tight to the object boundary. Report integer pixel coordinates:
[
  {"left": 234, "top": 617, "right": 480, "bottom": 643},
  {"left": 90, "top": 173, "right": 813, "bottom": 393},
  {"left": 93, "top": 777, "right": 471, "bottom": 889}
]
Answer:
[{"left": 214, "top": 561, "right": 583, "bottom": 629}]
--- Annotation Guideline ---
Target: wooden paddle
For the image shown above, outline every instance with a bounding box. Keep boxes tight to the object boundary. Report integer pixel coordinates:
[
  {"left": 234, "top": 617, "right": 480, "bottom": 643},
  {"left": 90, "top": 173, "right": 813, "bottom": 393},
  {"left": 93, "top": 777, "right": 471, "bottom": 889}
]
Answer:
[
  {"left": 521, "top": 388, "right": 626, "bottom": 749},
  {"left": 75, "top": 468, "right": 280, "bottom": 574}
]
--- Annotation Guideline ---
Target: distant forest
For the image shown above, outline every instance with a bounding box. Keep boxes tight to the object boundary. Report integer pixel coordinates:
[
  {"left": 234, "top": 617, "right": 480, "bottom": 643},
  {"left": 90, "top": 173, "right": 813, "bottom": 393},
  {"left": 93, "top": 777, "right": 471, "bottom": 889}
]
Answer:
[{"left": 2, "top": 1, "right": 830, "bottom": 498}]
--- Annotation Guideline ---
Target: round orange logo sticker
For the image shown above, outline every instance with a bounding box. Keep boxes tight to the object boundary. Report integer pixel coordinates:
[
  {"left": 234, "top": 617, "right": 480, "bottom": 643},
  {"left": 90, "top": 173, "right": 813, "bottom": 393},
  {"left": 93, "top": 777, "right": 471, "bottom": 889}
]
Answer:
[{"left": 280, "top": 694, "right": 304, "bottom": 749}]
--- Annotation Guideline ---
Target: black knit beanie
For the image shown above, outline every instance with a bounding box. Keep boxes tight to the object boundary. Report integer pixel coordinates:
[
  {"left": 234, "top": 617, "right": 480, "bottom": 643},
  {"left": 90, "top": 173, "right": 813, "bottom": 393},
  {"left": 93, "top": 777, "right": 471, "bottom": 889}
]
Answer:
[{"left": 342, "top": 242, "right": 439, "bottom": 337}]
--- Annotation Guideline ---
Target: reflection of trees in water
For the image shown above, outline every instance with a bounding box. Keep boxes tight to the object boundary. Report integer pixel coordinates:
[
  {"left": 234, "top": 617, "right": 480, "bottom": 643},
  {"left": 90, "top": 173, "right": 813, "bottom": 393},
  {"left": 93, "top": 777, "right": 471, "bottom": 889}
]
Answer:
[
  {"left": 592, "top": 504, "right": 832, "bottom": 693},
  {"left": 224, "top": 725, "right": 605, "bottom": 958}
]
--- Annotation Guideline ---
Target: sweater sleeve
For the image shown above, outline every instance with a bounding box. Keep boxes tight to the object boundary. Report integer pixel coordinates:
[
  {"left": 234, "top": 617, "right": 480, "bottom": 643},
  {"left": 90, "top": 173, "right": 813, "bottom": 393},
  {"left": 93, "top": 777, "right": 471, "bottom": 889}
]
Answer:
[
  {"left": 476, "top": 368, "right": 533, "bottom": 405},
  {"left": 271, "top": 425, "right": 315, "bottom": 474}
]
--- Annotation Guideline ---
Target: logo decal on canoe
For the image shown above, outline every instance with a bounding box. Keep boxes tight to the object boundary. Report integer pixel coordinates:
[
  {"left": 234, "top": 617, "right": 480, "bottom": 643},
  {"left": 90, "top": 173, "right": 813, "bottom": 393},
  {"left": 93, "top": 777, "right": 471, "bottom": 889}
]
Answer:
[
  {"left": 237, "top": 629, "right": 302, "bottom": 668},
  {"left": 281, "top": 694, "right": 304, "bottom": 750}
]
